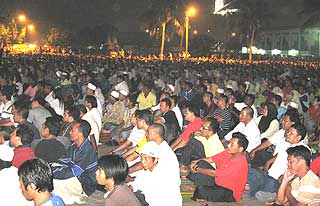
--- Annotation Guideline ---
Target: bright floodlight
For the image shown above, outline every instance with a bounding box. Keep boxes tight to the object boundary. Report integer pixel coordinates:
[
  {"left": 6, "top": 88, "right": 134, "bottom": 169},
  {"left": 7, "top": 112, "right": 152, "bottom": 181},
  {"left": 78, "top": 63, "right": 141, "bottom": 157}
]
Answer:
[
  {"left": 187, "top": 7, "right": 196, "bottom": 16},
  {"left": 28, "top": 24, "right": 35, "bottom": 31},
  {"left": 18, "top": 15, "right": 26, "bottom": 22}
]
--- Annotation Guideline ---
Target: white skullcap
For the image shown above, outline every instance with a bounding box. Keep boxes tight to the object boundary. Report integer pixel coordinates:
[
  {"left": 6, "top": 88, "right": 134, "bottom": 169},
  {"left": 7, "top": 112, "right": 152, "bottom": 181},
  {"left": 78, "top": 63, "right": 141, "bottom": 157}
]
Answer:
[
  {"left": 217, "top": 88, "right": 224, "bottom": 94},
  {"left": 87, "top": 83, "right": 97, "bottom": 91},
  {"left": 119, "top": 90, "right": 128, "bottom": 96},
  {"left": 110, "top": 91, "right": 120, "bottom": 99},
  {"left": 226, "top": 85, "right": 233, "bottom": 90},
  {"left": 141, "top": 141, "right": 160, "bottom": 158},
  {"left": 289, "top": 101, "right": 299, "bottom": 109},
  {"left": 167, "top": 84, "right": 175, "bottom": 92}
]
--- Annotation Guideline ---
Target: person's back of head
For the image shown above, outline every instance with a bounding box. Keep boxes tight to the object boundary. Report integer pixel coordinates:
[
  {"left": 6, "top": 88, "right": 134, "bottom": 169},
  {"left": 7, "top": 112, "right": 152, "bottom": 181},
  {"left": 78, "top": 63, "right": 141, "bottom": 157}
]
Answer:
[
  {"left": 18, "top": 158, "right": 54, "bottom": 198},
  {"left": 16, "top": 124, "right": 34, "bottom": 146},
  {"left": 65, "top": 106, "right": 80, "bottom": 122},
  {"left": 182, "top": 103, "right": 200, "bottom": 118},
  {"left": 136, "top": 109, "right": 153, "bottom": 126},
  {"left": 292, "top": 123, "right": 307, "bottom": 141},
  {"left": 44, "top": 117, "right": 61, "bottom": 136},
  {"left": 76, "top": 119, "right": 91, "bottom": 139},
  {"left": 285, "top": 110, "right": 300, "bottom": 125},
  {"left": 97, "top": 155, "right": 128, "bottom": 185}
]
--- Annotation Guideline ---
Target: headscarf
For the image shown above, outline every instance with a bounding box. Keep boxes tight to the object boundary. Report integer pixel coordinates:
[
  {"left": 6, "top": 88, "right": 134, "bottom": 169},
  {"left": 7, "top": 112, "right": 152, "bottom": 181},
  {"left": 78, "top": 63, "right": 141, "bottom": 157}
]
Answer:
[{"left": 258, "top": 103, "right": 278, "bottom": 133}]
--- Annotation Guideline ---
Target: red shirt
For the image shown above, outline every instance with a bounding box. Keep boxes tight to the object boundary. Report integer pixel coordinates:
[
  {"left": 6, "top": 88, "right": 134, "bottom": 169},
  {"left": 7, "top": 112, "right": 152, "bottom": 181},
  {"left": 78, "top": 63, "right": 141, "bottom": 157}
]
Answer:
[
  {"left": 12, "top": 146, "right": 35, "bottom": 168},
  {"left": 311, "top": 157, "right": 320, "bottom": 177},
  {"left": 180, "top": 118, "right": 203, "bottom": 142},
  {"left": 212, "top": 150, "right": 248, "bottom": 202}
]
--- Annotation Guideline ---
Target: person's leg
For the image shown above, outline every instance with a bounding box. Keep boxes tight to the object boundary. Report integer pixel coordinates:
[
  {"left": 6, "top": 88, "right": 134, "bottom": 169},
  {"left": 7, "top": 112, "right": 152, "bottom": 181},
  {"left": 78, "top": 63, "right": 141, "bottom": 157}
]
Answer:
[
  {"left": 187, "top": 160, "right": 215, "bottom": 187},
  {"left": 175, "top": 137, "right": 205, "bottom": 166},
  {"left": 247, "top": 168, "right": 269, "bottom": 196},
  {"left": 261, "top": 175, "right": 279, "bottom": 193},
  {"left": 193, "top": 185, "right": 236, "bottom": 202},
  {"left": 53, "top": 177, "right": 87, "bottom": 205},
  {"left": 250, "top": 150, "right": 273, "bottom": 169}
]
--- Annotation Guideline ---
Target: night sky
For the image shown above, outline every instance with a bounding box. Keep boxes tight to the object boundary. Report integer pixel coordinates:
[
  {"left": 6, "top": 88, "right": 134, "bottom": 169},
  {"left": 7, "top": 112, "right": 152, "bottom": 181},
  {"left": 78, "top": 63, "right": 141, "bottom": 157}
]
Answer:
[{"left": 1, "top": 0, "right": 305, "bottom": 40}]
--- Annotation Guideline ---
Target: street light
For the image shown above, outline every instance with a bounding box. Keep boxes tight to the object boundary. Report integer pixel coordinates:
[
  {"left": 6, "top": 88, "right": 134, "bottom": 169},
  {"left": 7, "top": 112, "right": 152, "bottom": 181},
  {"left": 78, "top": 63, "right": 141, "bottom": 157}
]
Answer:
[
  {"left": 27, "top": 24, "right": 34, "bottom": 32},
  {"left": 185, "top": 7, "right": 196, "bottom": 57},
  {"left": 18, "top": 15, "right": 26, "bottom": 23}
]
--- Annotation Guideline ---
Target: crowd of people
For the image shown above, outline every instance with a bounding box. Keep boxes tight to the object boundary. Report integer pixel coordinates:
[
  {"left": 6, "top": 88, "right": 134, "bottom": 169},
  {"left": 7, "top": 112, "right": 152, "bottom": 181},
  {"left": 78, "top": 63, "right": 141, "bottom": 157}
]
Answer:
[{"left": 0, "top": 52, "right": 319, "bottom": 206}]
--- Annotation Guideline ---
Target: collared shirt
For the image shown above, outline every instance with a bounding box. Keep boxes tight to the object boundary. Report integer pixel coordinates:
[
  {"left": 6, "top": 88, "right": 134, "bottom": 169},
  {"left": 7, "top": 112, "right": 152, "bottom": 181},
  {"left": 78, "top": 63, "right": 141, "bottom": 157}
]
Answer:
[
  {"left": 268, "top": 141, "right": 309, "bottom": 180},
  {"left": 171, "top": 105, "right": 183, "bottom": 130},
  {"left": 82, "top": 108, "right": 102, "bottom": 144},
  {"left": 291, "top": 170, "right": 320, "bottom": 205},
  {"left": 102, "top": 101, "right": 126, "bottom": 125},
  {"left": 225, "top": 119, "right": 261, "bottom": 152}
]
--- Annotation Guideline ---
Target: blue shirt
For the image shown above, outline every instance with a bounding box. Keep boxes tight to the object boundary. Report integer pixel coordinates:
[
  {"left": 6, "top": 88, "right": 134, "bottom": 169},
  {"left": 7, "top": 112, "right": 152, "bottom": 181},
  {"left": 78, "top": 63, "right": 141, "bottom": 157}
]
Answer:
[{"left": 41, "top": 195, "right": 65, "bottom": 206}]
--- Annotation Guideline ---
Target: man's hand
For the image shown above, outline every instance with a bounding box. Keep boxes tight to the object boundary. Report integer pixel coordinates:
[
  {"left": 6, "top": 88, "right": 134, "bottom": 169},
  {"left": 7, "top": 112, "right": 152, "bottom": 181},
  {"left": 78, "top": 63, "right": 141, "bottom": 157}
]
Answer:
[
  {"left": 282, "top": 168, "right": 295, "bottom": 183},
  {"left": 189, "top": 160, "right": 199, "bottom": 173},
  {"left": 249, "top": 150, "right": 256, "bottom": 160}
]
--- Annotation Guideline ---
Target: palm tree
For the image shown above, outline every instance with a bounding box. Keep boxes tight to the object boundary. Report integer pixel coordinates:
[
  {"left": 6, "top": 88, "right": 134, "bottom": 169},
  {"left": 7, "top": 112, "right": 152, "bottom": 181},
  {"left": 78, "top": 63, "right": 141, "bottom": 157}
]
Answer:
[
  {"left": 140, "top": 0, "right": 184, "bottom": 60},
  {"left": 221, "top": 0, "right": 271, "bottom": 62}
]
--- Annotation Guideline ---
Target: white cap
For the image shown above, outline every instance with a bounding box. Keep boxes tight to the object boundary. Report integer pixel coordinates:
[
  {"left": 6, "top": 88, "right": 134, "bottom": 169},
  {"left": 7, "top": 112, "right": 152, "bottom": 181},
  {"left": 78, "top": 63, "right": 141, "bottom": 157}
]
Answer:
[
  {"left": 167, "top": 84, "right": 175, "bottom": 93},
  {"left": 141, "top": 141, "right": 160, "bottom": 158},
  {"left": 217, "top": 88, "right": 224, "bottom": 94},
  {"left": 119, "top": 90, "right": 128, "bottom": 96},
  {"left": 87, "top": 83, "right": 97, "bottom": 91},
  {"left": 226, "top": 85, "right": 233, "bottom": 90},
  {"left": 289, "top": 101, "right": 299, "bottom": 109},
  {"left": 110, "top": 91, "right": 120, "bottom": 99},
  {"left": 0, "top": 146, "right": 14, "bottom": 161}
]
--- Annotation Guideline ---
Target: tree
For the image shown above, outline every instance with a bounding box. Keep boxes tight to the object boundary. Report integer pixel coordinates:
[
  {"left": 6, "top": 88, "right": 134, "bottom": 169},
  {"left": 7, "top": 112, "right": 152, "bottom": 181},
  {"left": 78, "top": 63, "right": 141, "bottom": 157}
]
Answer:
[
  {"left": 46, "top": 27, "right": 70, "bottom": 46},
  {"left": 222, "top": 0, "right": 271, "bottom": 62},
  {"left": 139, "top": 0, "right": 184, "bottom": 59}
]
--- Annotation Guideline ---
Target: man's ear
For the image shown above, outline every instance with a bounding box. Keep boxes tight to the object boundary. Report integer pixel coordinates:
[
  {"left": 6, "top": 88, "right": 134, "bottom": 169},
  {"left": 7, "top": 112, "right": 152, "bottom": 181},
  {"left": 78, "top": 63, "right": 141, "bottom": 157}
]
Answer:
[{"left": 27, "top": 183, "right": 37, "bottom": 192}]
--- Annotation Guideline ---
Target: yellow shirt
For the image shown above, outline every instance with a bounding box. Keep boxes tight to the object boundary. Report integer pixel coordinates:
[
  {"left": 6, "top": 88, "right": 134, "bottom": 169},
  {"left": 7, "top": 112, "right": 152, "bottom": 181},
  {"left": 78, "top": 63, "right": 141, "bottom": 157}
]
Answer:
[
  {"left": 136, "top": 92, "right": 156, "bottom": 110},
  {"left": 135, "top": 136, "right": 148, "bottom": 154}
]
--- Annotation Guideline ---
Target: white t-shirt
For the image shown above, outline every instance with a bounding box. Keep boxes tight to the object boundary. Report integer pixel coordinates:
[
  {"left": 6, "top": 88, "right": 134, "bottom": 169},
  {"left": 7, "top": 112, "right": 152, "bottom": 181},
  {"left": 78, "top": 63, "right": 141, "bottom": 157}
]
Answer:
[
  {"left": 225, "top": 119, "right": 261, "bottom": 152},
  {"left": 171, "top": 106, "right": 183, "bottom": 130},
  {"left": 0, "top": 166, "right": 33, "bottom": 206},
  {"left": 82, "top": 108, "right": 102, "bottom": 144},
  {"left": 127, "top": 126, "right": 146, "bottom": 146},
  {"left": 131, "top": 141, "right": 182, "bottom": 206}
]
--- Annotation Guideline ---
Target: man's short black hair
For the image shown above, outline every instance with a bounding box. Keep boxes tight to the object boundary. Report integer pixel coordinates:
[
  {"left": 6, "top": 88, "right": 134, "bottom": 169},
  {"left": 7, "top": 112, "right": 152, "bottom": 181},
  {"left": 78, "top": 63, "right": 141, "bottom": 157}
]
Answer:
[
  {"left": 219, "top": 94, "right": 228, "bottom": 105},
  {"left": 44, "top": 117, "right": 61, "bottom": 136},
  {"left": 284, "top": 110, "right": 300, "bottom": 124},
  {"left": 65, "top": 106, "right": 80, "bottom": 121},
  {"left": 287, "top": 145, "right": 311, "bottom": 167},
  {"left": 98, "top": 155, "right": 128, "bottom": 185},
  {"left": 205, "top": 117, "right": 219, "bottom": 133},
  {"left": 136, "top": 109, "right": 153, "bottom": 126},
  {"left": 183, "top": 103, "right": 200, "bottom": 117},
  {"left": 77, "top": 119, "right": 91, "bottom": 138},
  {"left": 273, "top": 95, "right": 282, "bottom": 106},
  {"left": 18, "top": 158, "right": 54, "bottom": 193},
  {"left": 232, "top": 132, "right": 248, "bottom": 151},
  {"left": 293, "top": 123, "right": 307, "bottom": 141},
  {"left": 16, "top": 125, "right": 34, "bottom": 145},
  {"left": 160, "top": 98, "right": 172, "bottom": 108},
  {"left": 0, "top": 86, "right": 13, "bottom": 100},
  {"left": 203, "top": 92, "right": 213, "bottom": 100},
  {"left": 169, "top": 95, "right": 179, "bottom": 106},
  {"left": 85, "top": 95, "right": 97, "bottom": 108}
]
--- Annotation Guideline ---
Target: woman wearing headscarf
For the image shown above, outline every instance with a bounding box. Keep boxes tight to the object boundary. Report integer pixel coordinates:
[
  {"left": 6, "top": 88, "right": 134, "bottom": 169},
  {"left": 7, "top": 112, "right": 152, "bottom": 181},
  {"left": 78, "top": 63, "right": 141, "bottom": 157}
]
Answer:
[{"left": 255, "top": 103, "right": 279, "bottom": 140}]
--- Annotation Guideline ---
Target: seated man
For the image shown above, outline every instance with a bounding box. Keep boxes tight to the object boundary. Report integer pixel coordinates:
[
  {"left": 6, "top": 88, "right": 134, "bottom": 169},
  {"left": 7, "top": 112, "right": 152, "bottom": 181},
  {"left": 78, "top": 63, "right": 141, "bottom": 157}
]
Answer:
[
  {"left": 223, "top": 106, "right": 261, "bottom": 152},
  {"left": 188, "top": 132, "right": 249, "bottom": 202},
  {"left": 154, "top": 98, "right": 181, "bottom": 144},
  {"left": 248, "top": 123, "right": 309, "bottom": 201},
  {"left": 34, "top": 117, "right": 66, "bottom": 163},
  {"left": 111, "top": 111, "right": 145, "bottom": 155},
  {"left": 95, "top": 155, "right": 141, "bottom": 206},
  {"left": 130, "top": 141, "right": 182, "bottom": 206},
  {"left": 52, "top": 119, "right": 98, "bottom": 205},
  {"left": 18, "top": 158, "right": 65, "bottom": 206},
  {"left": 0, "top": 127, "right": 14, "bottom": 170},
  {"left": 275, "top": 146, "right": 320, "bottom": 206}
]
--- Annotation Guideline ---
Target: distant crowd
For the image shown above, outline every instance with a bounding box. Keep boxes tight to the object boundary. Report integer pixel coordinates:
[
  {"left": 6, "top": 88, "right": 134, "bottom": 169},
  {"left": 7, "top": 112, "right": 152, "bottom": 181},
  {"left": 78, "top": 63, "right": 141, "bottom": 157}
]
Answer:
[{"left": 0, "top": 53, "right": 319, "bottom": 206}]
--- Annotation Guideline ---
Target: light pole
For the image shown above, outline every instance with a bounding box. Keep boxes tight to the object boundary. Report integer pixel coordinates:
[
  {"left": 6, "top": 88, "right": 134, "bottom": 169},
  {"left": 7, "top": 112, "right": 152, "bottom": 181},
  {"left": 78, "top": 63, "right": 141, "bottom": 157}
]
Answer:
[
  {"left": 185, "top": 7, "right": 196, "bottom": 58},
  {"left": 159, "top": 22, "right": 166, "bottom": 61}
]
